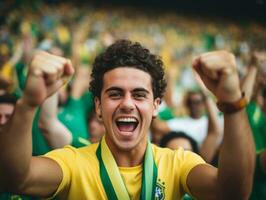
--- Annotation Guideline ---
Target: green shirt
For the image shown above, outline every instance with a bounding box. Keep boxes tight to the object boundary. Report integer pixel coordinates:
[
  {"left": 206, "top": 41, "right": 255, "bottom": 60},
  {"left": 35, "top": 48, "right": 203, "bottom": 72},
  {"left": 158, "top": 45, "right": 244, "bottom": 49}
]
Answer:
[
  {"left": 158, "top": 106, "right": 175, "bottom": 121},
  {"left": 58, "top": 92, "right": 94, "bottom": 147},
  {"left": 246, "top": 102, "right": 266, "bottom": 200},
  {"left": 246, "top": 102, "right": 266, "bottom": 152},
  {"left": 0, "top": 193, "right": 33, "bottom": 200},
  {"left": 15, "top": 61, "right": 27, "bottom": 91}
]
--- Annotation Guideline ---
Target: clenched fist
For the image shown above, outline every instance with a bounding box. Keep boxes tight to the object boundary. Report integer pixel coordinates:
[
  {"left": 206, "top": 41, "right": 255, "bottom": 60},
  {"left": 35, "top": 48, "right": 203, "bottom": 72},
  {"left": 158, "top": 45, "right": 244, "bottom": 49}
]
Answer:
[
  {"left": 193, "top": 51, "right": 241, "bottom": 102},
  {"left": 22, "top": 51, "right": 75, "bottom": 107}
]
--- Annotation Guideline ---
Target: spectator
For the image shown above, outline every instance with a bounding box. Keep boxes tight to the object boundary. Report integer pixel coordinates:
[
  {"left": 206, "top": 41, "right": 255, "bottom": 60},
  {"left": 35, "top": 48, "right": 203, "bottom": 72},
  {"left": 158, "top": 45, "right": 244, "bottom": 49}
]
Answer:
[
  {"left": 160, "top": 131, "right": 199, "bottom": 153},
  {"left": 87, "top": 110, "right": 105, "bottom": 143},
  {"left": 0, "top": 94, "right": 17, "bottom": 125},
  {"left": 0, "top": 40, "right": 254, "bottom": 200},
  {"left": 241, "top": 51, "right": 266, "bottom": 200}
]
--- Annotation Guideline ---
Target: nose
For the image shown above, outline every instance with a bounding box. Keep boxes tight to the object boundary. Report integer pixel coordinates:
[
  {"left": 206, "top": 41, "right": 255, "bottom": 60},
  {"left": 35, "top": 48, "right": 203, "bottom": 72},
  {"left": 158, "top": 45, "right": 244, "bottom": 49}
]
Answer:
[{"left": 119, "top": 93, "right": 135, "bottom": 112}]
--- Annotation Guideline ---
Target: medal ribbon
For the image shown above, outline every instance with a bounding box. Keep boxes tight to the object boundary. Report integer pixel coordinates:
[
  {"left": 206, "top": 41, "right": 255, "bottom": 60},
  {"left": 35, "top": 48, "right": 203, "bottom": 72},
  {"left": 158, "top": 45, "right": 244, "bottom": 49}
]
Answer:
[{"left": 96, "top": 137, "right": 157, "bottom": 200}]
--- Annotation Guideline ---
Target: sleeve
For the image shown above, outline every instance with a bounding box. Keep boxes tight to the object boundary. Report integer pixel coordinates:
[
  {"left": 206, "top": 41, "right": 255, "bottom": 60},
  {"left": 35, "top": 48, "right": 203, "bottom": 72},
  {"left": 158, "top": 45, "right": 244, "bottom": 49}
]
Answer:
[
  {"left": 81, "top": 91, "right": 95, "bottom": 113},
  {"left": 42, "top": 146, "right": 77, "bottom": 198},
  {"left": 64, "top": 97, "right": 84, "bottom": 111},
  {"left": 175, "top": 148, "right": 206, "bottom": 197}
]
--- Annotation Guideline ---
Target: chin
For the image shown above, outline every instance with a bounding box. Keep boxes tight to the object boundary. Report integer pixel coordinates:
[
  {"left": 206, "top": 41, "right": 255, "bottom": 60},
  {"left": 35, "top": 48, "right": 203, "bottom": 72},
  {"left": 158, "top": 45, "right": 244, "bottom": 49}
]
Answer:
[{"left": 114, "top": 139, "right": 139, "bottom": 152}]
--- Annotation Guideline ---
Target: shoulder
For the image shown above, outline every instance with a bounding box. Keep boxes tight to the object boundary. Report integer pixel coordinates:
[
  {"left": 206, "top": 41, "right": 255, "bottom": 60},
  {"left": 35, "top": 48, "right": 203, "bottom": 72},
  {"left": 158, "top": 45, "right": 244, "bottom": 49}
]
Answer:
[{"left": 44, "top": 143, "right": 99, "bottom": 164}]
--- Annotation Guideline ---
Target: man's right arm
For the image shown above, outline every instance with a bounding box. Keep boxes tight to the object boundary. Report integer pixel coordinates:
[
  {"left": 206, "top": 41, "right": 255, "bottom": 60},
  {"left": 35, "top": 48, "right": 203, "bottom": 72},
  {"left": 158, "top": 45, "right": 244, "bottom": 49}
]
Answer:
[{"left": 0, "top": 51, "right": 74, "bottom": 197}]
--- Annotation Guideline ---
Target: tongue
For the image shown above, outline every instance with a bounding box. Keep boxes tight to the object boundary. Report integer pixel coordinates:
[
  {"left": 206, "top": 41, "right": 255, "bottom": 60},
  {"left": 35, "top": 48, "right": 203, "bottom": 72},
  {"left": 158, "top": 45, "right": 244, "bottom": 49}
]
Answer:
[{"left": 117, "top": 123, "right": 136, "bottom": 132}]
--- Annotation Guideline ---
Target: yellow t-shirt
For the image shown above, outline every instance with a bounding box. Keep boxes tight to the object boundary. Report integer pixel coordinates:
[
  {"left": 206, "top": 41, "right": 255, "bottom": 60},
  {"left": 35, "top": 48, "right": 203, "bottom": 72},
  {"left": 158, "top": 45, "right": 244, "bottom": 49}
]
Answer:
[{"left": 44, "top": 143, "right": 205, "bottom": 200}]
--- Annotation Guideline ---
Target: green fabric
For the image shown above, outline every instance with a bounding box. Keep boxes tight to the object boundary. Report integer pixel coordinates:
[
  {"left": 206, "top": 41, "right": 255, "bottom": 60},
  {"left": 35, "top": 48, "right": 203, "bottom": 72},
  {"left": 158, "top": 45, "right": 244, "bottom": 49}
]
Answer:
[
  {"left": 158, "top": 106, "right": 175, "bottom": 121},
  {"left": 32, "top": 108, "right": 51, "bottom": 156},
  {"left": 0, "top": 193, "right": 33, "bottom": 200},
  {"left": 140, "top": 141, "right": 158, "bottom": 200},
  {"left": 15, "top": 61, "right": 27, "bottom": 91},
  {"left": 246, "top": 102, "right": 266, "bottom": 152},
  {"left": 31, "top": 92, "right": 94, "bottom": 155},
  {"left": 96, "top": 143, "right": 119, "bottom": 200},
  {"left": 202, "top": 33, "right": 215, "bottom": 51},
  {"left": 182, "top": 194, "right": 193, "bottom": 200},
  {"left": 250, "top": 152, "right": 266, "bottom": 200},
  {"left": 246, "top": 102, "right": 266, "bottom": 200},
  {"left": 58, "top": 92, "right": 94, "bottom": 147}
]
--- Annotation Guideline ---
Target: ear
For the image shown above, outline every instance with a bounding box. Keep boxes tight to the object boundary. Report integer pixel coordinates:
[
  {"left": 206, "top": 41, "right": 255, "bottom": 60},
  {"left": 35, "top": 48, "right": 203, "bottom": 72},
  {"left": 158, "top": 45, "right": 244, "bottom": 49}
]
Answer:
[
  {"left": 152, "top": 98, "right": 161, "bottom": 118},
  {"left": 94, "top": 97, "right": 102, "bottom": 119}
]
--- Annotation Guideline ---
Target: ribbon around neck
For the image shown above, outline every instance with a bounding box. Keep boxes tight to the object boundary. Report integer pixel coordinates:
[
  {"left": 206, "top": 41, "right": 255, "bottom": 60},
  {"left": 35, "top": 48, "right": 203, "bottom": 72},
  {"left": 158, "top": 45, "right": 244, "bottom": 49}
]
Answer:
[{"left": 96, "top": 137, "right": 158, "bottom": 200}]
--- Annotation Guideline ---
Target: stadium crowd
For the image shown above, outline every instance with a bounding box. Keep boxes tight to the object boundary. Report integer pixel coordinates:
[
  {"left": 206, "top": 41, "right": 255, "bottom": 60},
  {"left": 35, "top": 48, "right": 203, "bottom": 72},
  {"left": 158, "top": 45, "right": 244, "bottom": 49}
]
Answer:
[{"left": 0, "top": 2, "right": 266, "bottom": 200}]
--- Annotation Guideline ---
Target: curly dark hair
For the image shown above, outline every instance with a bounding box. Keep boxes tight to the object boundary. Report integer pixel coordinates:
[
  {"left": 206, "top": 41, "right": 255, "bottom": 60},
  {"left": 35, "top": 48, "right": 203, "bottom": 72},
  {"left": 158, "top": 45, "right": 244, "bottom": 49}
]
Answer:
[
  {"left": 89, "top": 40, "right": 167, "bottom": 100},
  {"left": 160, "top": 131, "right": 199, "bottom": 153}
]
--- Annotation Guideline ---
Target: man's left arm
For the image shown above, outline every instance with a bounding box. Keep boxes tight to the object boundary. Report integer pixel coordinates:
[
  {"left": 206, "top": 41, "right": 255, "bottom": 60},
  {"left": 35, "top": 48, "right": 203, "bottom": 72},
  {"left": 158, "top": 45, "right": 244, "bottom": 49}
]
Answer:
[{"left": 186, "top": 51, "right": 255, "bottom": 200}]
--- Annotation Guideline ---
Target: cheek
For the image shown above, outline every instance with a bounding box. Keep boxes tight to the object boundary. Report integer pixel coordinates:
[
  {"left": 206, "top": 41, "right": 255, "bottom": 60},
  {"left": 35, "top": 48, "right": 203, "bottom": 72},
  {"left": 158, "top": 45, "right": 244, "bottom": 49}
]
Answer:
[
  {"left": 101, "top": 101, "right": 118, "bottom": 115},
  {"left": 136, "top": 102, "right": 154, "bottom": 119},
  {"left": 100, "top": 102, "right": 119, "bottom": 126}
]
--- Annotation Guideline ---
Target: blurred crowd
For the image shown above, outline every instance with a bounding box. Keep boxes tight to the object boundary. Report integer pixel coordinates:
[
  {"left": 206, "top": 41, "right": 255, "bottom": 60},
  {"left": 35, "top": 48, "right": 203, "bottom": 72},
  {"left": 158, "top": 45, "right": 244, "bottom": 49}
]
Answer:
[{"left": 1, "top": 1, "right": 266, "bottom": 200}]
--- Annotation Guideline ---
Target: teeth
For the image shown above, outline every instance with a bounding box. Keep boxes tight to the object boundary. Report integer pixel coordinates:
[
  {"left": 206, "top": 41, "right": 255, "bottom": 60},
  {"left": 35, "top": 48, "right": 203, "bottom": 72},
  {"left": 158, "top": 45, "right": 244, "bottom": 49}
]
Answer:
[{"left": 117, "top": 117, "right": 137, "bottom": 122}]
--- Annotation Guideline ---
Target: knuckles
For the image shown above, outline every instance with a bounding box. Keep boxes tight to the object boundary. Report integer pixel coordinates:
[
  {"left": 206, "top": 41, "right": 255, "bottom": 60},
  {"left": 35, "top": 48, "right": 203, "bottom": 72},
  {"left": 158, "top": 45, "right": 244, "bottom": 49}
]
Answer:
[
  {"left": 30, "top": 51, "right": 67, "bottom": 75},
  {"left": 200, "top": 50, "right": 236, "bottom": 69}
]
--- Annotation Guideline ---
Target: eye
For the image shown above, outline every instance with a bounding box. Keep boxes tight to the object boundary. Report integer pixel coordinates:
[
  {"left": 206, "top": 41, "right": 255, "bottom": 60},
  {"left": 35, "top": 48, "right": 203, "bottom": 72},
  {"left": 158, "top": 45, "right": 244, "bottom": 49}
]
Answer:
[
  {"left": 108, "top": 91, "right": 122, "bottom": 99},
  {"left": 133, "top": 92, "right": 147, "bottom": 100}
]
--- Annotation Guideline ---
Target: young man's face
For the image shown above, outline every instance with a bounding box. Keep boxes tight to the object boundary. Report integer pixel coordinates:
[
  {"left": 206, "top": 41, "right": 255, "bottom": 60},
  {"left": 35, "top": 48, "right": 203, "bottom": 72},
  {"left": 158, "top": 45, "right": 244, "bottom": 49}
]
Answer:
[
  {"left": 95, "top": 67, "right": 160, "bottom": 151},
  {"left": 0, "top": 103, "right": 15, "bottom": 125}
]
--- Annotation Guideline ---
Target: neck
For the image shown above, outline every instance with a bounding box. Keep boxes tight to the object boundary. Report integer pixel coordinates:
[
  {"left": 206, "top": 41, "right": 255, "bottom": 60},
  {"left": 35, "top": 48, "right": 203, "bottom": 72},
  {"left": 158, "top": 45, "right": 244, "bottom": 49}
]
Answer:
[{"left": 105, "top": 136, "right": 147, "bottom": 167}]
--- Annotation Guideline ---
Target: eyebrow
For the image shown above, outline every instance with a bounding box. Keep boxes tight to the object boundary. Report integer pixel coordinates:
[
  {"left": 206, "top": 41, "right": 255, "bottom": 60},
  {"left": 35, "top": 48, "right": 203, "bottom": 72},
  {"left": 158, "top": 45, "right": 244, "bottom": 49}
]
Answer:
[
  {"left": 105, "top": 87, "right": 150, "bottom": 94},
  {"left": 132, "top": 88, "right": 150, "bottom": 94},
  {"left": 105, "top": 87, "right": 123, "bottom": 93}
]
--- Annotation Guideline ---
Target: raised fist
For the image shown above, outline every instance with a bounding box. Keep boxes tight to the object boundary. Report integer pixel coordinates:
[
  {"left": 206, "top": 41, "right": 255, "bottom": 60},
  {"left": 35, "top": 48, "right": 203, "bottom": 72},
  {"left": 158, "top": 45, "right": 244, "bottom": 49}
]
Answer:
[
  {"left": 250, "top": 51, "right": 266, "bottom": 69},
  {"left": 22, "top": 51, "right": 74, "bottom": 107},
  {"left": 193, "top": 51, "right": 241, "bottom": 102}
]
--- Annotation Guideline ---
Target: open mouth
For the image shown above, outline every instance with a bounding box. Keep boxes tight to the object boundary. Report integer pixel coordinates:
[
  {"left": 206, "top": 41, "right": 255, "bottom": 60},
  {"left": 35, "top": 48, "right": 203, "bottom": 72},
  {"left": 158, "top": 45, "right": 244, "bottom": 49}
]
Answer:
[{"left": 116, "top": 117, "right": 139, "bottom": 132}]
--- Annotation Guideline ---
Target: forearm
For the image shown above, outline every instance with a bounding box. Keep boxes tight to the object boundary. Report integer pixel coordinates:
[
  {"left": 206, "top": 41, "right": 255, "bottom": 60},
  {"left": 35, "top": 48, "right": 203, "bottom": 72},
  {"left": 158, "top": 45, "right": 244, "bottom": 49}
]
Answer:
[
  {"left": 39, "top": 94, "right": 72, "bottom": 148},
  {"left": 205, "top": 96, "right": 220, "bottom": 134},
  {"left": 39, "top": 93, "right": 58, "bottom": 125},
  {"left": 41, "top": 121, "right": 72, "bottom": 149},
  {"left": 200, "top": 97, "right": 220, "bottom": 162},
  {"left": 0, "top": 99, "right": 36, "bottom": 187},
  {"left": 217, "top": 110, "right": 255, "bottom": 199},
  {"left": 241, "top": 66, "right": 258, "bottom": 102}
]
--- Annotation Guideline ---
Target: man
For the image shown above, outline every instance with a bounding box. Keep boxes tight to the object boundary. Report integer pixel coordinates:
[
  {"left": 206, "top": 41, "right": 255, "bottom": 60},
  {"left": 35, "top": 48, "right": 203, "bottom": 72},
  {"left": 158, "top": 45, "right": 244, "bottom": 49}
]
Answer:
[
  {"left": 151, "top": 89, "right": 222, "bottom": 146},
  {"left": 0, "top": 94, "right": 17, "bottom": 125},
  {"left": 0, "top": 40, "right": 254, "bottom": 199},
  {"left": 159, "top": 131, "right": 199, "bottom": 153},
  {"left": 240, "top": 51, "right": 266, "bottom": 200},
  {"left": 87, "top": 110, "right": 105, "bottom": 143},
  {"left": 0, "top": 94, "right": 33, "bottom": 200}
]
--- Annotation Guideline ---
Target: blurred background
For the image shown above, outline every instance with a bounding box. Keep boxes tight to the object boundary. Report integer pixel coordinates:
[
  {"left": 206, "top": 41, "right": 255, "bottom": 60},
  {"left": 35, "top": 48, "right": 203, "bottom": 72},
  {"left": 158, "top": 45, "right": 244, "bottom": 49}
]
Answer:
[
  {"left": 1, "top": 0, "right": 266, "bottom": 94},
  {"left": 1, "top": 1, "right": 266, "bottom": 199}
]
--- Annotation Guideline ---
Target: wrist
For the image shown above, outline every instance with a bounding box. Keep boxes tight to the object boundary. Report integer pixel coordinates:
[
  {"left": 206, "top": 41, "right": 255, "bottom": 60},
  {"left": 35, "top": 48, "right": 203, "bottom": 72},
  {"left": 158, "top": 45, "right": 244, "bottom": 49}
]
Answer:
[
  {"left": 218, "top": 88, "right": 242, "bottom": 103},
  {"left": 217, "top": 92, "right": 247, "bottom": 114},
  {"left": 17, "top": 98, "right": 38, "bottom": 111}
]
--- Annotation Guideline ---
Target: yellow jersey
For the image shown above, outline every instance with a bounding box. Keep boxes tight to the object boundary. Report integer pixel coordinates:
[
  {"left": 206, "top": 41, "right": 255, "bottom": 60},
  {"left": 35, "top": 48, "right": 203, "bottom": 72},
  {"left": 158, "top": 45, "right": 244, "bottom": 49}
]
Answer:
[{"left": 44, "top": 143, "right": 205, "bottom": 200}]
